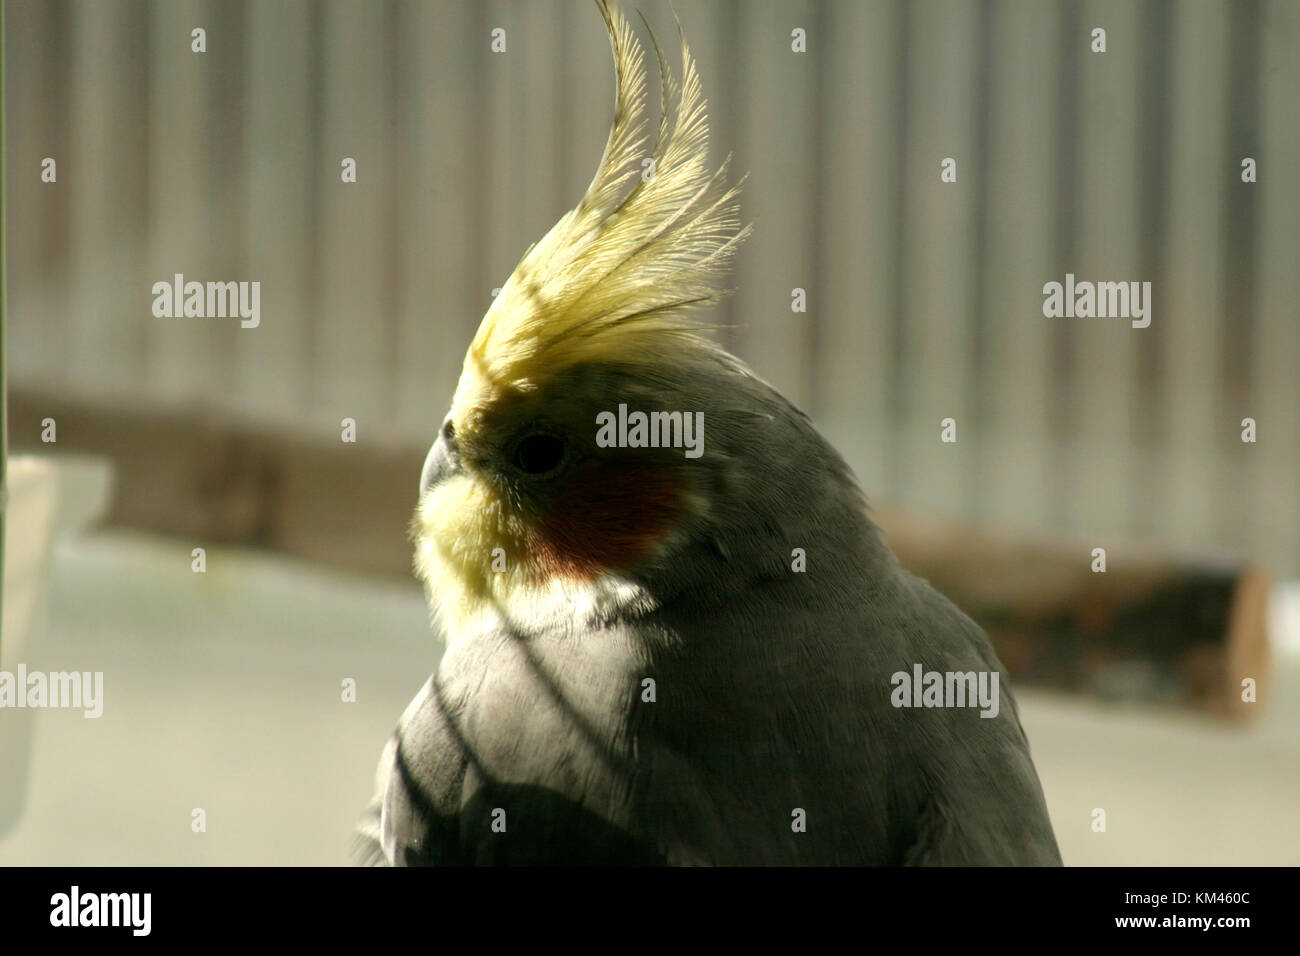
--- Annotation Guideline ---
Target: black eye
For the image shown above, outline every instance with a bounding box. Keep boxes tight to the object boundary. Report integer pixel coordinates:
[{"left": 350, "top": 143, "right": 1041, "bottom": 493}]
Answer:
[{"left": 511, "top": 432, "right": 567, "bottom": 476}]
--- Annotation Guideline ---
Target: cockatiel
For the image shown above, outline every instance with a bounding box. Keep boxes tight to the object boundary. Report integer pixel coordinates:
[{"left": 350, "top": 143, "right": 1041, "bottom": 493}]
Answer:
[{"left": 357, "top": 0, "right": 1061, "bottom": 866}]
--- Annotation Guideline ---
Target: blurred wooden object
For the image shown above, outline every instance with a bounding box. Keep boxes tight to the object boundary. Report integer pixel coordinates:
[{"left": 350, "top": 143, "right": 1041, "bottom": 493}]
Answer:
[
  {"left": 877, "top": 511, "right": 1270, "bottom": 719},
  {"left": 9, "top": 388, "right": 425, "bottom": 580}
]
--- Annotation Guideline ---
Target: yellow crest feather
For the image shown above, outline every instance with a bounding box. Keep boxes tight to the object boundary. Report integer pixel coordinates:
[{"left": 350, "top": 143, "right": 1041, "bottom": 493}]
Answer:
[{"left": 453, "top": 0, "right": 750, "bottom": 418}]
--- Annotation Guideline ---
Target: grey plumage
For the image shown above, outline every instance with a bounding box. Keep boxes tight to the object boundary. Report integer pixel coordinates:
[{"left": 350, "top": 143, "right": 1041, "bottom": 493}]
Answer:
[
  {"left": 357, "top": 0, "right": 1059, "bottom": 866},
  {"left": 357, "top": 358, "right": 1061, "bottom": 865}
]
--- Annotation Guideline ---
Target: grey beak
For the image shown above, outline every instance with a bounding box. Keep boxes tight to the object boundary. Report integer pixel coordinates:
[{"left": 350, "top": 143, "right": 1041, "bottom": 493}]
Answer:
[{"left": 420, "top": 420, "right": 461, "bottom": 496}]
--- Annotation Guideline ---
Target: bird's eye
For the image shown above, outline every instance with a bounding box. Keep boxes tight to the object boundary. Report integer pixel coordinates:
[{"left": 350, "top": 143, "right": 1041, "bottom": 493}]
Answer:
[{"left": 510, "top": 432, "right": 567, "bottom": 476}]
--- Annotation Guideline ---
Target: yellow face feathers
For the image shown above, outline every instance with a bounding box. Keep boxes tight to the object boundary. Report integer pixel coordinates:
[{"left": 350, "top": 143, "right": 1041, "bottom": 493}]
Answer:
[
  {"left": 450, "top": 0, "right": 750, "bottom": 425},
  {"left": 413, "top": 473, "right": 536, "bottom": 631},
  {"left": 417, "top": 1, "right": 746, "bottom": 633}
]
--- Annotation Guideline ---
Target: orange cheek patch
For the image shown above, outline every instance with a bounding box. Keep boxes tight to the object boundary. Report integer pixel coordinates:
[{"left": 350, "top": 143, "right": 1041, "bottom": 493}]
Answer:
[{"left": 534, "top": 459, "right": 687, "bottom": 580}]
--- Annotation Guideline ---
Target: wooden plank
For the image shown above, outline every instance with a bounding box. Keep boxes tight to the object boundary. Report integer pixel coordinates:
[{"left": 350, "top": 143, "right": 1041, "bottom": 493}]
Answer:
[
  {"left": 67, "top": 0, "right": 150, "bottom": 395},
  {"left": 729, "top": 0, "right": 817, "bottom": 408},
  {"left": 238, "top": 0, "right": 313, "bottom": 425},
  {"left": 880, "top": 510, "right": 1270, "bottom": 720},
  {"left": 1159, "top": 0, "right": 1230, "bottom": 553},
  {"left": 5, "top": 0, "right": 61, "bottom": 383},
  {"left": 145, "top": 0, "right": 217, "bottom": 404},
  {"left": 480, "top": 1, "right": 527, "bottom": 320},
  {"left": 895, "top": 0, "right": 980, "bottom": 513},
  {"left": 1250, "top": 0, "right": 1300, "bottom": 576},
  {"left": 558, "top": 0, "right": 610, "bottom": 206},
  {"left": 1067, "top": 0, "right": 1143, "bottom": 538},
  {"left": 513, "top": 0, "right": 562, "bottom": 281},
  {"left": 394, "top": 0, "right": 479, "bottom": 437},
  {"left": 202, "top": 0, "right": 248, "bottom": 408},
  {"left": 816, "top": 0, "right": 900, "bottom": 499},
  {"left": 976, "top": 0, "right": 1062, "bottom": 533},
  {"left": 313, "top": 0, "right": 394, "bottom": 432},
  {"left": 8, "top": 386, "right": 424, "bottom": 579},
  {"left": 540, "top": 0, "right": 610, "bottom": 330}
]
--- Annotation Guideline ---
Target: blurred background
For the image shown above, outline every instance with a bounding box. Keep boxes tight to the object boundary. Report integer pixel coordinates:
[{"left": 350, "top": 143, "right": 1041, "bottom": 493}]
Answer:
[{"left": 2, "top": 0, "right": 1297, "bottom": 865}]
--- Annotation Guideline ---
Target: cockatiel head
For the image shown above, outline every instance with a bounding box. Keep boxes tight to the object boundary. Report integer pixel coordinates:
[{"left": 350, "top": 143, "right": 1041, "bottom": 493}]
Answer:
[
  {"left": 376, "top": 1, "right": 1062, "bottom": 869},
  {"left": 415, "top": 0, "right": 863, "bottom": 638}
]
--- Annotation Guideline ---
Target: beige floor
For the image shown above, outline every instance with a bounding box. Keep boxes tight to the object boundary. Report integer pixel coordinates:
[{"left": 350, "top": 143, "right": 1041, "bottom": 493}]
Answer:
[{"left": 1, "top": 531, "right": 1296, "bottom": 865}]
